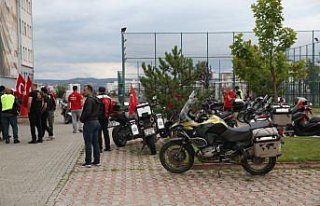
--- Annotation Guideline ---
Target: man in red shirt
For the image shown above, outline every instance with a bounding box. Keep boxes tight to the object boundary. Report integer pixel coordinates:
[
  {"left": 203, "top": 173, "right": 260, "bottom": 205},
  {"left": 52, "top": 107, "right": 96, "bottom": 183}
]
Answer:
[
  {"left": 68, "top": 86, "right": 83, "bottom": 133},
  {"left": 223, "top": 87, "right": 236, "bottom": 111}
]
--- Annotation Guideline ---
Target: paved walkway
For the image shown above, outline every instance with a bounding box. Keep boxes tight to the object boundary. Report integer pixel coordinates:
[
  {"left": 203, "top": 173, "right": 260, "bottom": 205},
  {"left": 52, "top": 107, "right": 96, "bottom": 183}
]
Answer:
[
  {"left": 55, "top": 139, "right": 320, "bottom": 206},
  {"left": 0, "top": 114, "right": 83, "bottom": 206},
  {"left": 1, "top": 115, "right": 320, "bottom": 206}
]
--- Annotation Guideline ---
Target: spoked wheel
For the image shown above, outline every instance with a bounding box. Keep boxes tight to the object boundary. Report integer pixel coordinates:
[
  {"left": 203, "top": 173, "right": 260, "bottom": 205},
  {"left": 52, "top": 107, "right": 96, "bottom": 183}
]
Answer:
[
  {"left": 112, "top": 126, "right": 128, "bottom": 147},
  {"left": 159, "top": 141, "right": 194, "bottom": 173},
  {"left": 242, "top": 156, "right": 277, "bottom": 175}
]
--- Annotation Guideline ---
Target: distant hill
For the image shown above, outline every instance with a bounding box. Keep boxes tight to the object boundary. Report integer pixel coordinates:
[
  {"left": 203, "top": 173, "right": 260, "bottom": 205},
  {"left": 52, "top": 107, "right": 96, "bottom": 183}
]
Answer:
[{"left": 35, "top": 78, "right": 120, "bottom": 88}]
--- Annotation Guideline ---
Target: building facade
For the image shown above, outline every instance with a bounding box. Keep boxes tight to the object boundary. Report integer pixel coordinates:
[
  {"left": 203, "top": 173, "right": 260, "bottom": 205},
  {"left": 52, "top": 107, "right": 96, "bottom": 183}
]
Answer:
[{"left": 0, "top": 0, "right": 34, "bottom": 87}]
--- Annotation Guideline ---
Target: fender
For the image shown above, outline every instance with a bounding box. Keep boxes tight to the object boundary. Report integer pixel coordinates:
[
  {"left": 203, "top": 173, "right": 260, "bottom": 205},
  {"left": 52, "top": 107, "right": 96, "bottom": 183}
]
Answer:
[{"left": 166, "top": 138, "right": 195, "bottom": 155}]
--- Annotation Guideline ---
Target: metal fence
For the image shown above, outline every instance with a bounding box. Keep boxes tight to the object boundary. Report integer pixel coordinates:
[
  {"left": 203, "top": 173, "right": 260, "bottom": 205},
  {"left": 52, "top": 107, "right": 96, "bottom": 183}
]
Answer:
[{"left": 122, "top": 30, "right": 320, "bottom": 105}]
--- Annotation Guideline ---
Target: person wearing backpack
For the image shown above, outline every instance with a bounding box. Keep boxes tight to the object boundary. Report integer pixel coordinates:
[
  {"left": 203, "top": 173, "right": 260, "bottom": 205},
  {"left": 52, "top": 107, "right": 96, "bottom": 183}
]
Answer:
[{"left": 96, "top": 87, "right": 114, "bottom": 152}]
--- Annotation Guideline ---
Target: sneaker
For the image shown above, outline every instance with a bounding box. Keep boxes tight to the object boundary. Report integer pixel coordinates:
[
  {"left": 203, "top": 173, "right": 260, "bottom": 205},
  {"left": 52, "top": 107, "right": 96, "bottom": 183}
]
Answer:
[
  {"left": 92, "top": 162, "right": 101, "bottom": 166},
  {"left": 49, "top": 135, "right": 55, "bottom": 140},
  {"left": 104, "top": 148, "right": 112, "bottom": 152},
  {"left": 78, "top": 129, "right": 83, "bottom": 133},
  {"left": 28, "top": 140, "right": 37, "bottom": 144},
  {"left": 37, "top": 139, "right": 43, "bottom": 143},
  {"left": 44, "top": 137, "right": 52, "bottom": 141},
  {"left": 14, "top": 139, "right": 20, "bottom": 144},
  {"left": 81, "top": 163, "right": 92, "bottom": 168},
  {"left": 5, "top": 139, "right": 10, "bottom": 144}
]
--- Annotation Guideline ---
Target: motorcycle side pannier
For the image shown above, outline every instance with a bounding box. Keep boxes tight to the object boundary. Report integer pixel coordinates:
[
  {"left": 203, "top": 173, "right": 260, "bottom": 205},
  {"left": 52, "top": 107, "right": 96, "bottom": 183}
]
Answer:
[
  {"left": 271, "top": 105, "right": 292, "bottom": 126},
  {"left": 252, "top": 127, "right": 281, "bottom": 158}
]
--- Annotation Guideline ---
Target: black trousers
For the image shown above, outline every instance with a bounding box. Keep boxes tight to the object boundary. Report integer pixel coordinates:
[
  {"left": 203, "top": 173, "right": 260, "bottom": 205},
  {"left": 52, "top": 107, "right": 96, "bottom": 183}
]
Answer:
[
  {"left": 29, "top": 112, "right": 43, "bottom": 141},
  {"left": 98, "top": 119, "right": 110, "bottom": 150},
  {"left": 41, "top": 112, "right": 53, "bottom": 137}
]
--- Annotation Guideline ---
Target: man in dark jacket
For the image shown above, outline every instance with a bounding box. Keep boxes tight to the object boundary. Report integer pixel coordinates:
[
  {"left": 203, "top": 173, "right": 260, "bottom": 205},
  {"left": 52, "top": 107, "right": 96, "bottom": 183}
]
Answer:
[
  {"left": 80, "top": 85, "right": 101, "bottom": 168},
  {"left": 96, "top": 87, "right": 113, "bottom": 152}
]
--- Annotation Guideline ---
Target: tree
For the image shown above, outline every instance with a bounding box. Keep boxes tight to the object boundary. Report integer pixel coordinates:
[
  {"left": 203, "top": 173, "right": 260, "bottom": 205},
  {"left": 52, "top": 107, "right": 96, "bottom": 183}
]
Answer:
[
  {"left": 55, "top": 84, "right": 67, "bottom": 99},
  {"left": 140, "top": 46, "right": 208, "bottom": 117},
  {"left": 230, "top": 0, "right": 307, "bottom": 100}
]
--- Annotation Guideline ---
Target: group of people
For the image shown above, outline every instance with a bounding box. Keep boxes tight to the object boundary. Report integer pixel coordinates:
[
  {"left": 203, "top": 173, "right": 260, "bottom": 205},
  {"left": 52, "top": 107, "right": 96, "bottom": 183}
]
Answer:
[
  {"left": 0, "top": 83, "right": 56, "bottom": 144},
  {"left": 68, "top": 85, "right": 114, "bottom": 168}
]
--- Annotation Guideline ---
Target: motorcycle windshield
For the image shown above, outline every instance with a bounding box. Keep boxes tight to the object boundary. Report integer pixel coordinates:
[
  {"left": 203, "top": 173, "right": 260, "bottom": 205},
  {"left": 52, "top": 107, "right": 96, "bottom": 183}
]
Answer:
[{"left": 179, "top": 91, "right": 197, "bottom": 121}]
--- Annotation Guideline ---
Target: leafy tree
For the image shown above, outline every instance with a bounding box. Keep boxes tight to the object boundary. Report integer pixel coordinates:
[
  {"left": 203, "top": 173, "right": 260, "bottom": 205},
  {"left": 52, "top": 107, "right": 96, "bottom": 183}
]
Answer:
[
  {"left": 230, "top": 0, "right": 307, "bottom": 100},
  {"left": 55, "top": 84, "right": 67, "bottom": 99},
  {"left": 140, "top": 46, "right": 208, "bottom": 117}
]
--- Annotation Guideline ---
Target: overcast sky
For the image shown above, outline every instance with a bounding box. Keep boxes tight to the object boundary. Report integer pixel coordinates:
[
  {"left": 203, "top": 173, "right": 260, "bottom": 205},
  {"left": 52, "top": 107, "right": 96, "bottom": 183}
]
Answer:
[{"left": 33, "top": 0, "right": 320, "bottom": 80}]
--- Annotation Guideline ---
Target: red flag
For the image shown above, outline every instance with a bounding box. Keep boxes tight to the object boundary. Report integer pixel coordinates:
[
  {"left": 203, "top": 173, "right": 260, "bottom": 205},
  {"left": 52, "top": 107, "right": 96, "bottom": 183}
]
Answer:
[
  {"left": 128, "top": 84, "right": 139, "bottom": 115},
  {"left": 23, "top": 76, "right": 32, "bottom": 107},
  {"left": 15, "top": 74, "right": 25, "bottom": 98}
]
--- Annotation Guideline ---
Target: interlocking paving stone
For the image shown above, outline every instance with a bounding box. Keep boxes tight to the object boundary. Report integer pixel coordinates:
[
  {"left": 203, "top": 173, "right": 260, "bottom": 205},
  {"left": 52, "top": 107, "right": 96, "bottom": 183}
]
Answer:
[
  {"left": 55, "top": 138, "right": 320, "bottom": 206},
  {"left": 0, "top": 114, "right": 83, "bottom": 206}
]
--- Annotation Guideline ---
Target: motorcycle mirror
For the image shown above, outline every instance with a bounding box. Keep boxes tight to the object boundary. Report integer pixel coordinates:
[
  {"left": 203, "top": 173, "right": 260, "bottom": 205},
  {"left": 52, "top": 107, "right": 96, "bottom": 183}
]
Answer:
[{"left": 309, "top": 102, "right": 313, "bottom": 107}]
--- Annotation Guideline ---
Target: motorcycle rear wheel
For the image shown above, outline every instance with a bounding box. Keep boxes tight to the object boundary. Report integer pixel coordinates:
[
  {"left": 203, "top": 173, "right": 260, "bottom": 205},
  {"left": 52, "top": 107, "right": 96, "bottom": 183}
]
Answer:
[
  {"left": 112, "top": 125, "right": 128, "bottom": 147},
  {"left": 242, "top": 156, "right": 276, "bottom": 175},
  {"left": 159, "top": 141, "right": 194, "bottom": 173}
]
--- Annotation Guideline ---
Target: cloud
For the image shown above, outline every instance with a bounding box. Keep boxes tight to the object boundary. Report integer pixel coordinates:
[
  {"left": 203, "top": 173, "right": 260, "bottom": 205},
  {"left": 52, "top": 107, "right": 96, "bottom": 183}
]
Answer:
[{"left": 33, "top": 0, "right": 320, "bottom": 80}]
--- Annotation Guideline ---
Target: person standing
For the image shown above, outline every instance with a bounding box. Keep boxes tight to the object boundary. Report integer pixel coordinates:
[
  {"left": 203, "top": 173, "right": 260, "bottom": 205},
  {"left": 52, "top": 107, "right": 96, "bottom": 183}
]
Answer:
[
  {"left": 0, "top": 85, "right": 5, "bottom": 141},
  {"left": 223, "top": 87, "right": 236, "bottom": 111},
  {"left": 235, "top": 86, "right": 243, "bottom": 100},
  {"left": 0, "top": 88, "right": 20, "bottom": 144},
  {"left": 28, "top": 84, "right": 43, "bottom": 144},
  {"left": 96, "top": 87, "right": 114, "bottom": 152},
  {"left": 41, "top": 87, "right": 55, "bottom": 139},
  {"left": 80, "top": 85, "right": 101, "bottom": 168},
  {"left": 68, "top": 86, "right": 83, "bottom": 133}
]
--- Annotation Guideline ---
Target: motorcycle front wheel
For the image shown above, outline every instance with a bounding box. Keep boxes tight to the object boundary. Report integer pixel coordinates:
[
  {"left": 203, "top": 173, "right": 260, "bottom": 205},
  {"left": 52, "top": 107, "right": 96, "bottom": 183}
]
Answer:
[
  {"left": 159, "top": 141, "right": 194, "bottom": 173},
  {"left": 242, "top": 156, "right": 276, "bottom": 175},
  {"left": 112, "top": 125, "right": 128, "bottom": 147}
]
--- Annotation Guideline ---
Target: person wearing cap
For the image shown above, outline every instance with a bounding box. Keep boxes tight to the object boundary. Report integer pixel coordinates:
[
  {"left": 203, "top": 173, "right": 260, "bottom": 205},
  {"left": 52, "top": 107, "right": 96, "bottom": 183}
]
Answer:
[
  {"left": 96, "top": 86, "right": 114, "bottom": 152},
  {"left": 0, "top": 88, "right": 20, "bottom": 144}
]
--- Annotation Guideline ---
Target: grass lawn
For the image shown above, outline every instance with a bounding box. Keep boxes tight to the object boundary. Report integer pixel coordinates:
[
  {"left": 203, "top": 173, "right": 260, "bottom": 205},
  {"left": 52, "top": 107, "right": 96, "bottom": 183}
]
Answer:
[{"left": 279, "top": 136, "right": 320, "bottom": 162}]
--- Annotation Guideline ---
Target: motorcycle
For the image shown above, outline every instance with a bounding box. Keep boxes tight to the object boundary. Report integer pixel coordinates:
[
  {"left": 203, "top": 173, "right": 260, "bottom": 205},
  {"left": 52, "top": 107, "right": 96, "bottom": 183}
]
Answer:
[
  {"left": 202, "top": 96, "right": 239, "bottom": 128},
  {"left": 111, "top": 102, "right": 165, "bottom": 154},
  {"left": 60, "top": 101, "right": 72, "bottom": 124},
  {"left": 286, "top": 97, "right": 320, "bottom": 136},
  {"left": 159, "top": 91, "right": 282, "bottom": 175}
]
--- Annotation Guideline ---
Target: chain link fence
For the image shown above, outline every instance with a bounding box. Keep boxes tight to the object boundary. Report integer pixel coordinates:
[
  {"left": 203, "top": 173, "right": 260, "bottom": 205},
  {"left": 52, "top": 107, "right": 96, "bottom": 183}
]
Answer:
[{"left": 123, "top": 30, "right": 320, "bottom": 105}]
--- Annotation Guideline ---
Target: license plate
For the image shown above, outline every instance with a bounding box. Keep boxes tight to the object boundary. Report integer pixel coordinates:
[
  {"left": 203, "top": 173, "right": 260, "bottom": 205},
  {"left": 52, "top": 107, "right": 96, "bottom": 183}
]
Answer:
[
  {"left": 157, "top": 118, "right": 165, "bottom": 129},
  {"left": 144, "top": 127, "right": 155, "bottom": 136},
  {"left": 131, "top": 124, "right": 139, "bottom": 136}
]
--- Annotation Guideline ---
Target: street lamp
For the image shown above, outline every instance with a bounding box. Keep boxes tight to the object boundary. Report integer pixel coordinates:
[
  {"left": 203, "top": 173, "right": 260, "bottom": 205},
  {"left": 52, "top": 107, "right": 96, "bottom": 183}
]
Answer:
[{"left": 121, "top": 27, "right": 127, "bottom": 105}]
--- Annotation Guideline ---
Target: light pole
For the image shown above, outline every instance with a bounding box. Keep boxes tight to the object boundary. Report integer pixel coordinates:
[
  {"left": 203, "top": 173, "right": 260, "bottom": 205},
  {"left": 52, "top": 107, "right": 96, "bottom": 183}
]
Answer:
[{"left": 121, "top": 27, "right": 127, "bottom": 105}]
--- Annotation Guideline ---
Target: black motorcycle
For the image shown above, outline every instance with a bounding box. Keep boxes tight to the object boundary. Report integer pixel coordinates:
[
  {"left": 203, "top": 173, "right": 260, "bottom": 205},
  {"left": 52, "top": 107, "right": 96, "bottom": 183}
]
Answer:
[
  {"left": 159, "top": 91, "right": 282, "bottom": 175},
  {"left": 111, "top": 103, "right": 165, "bottom": 154},
  {"left": 60, "top": 101, "right": 72, "bottom": 124},
  {"left": 286, "top": 97, "right": 320, "bottom": 136}
]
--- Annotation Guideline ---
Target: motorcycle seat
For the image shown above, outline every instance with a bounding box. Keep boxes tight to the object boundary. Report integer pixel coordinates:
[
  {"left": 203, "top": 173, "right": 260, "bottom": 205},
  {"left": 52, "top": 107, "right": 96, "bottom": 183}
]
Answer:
[
  {"left": 309, "top": 117, "right": 320, "bottom": 123},
  {"left": 218, "top": 111, "right": 233, "bottom": 119},
  {"left": 221, "top": 127, "right": 251, "bottom": 142}
]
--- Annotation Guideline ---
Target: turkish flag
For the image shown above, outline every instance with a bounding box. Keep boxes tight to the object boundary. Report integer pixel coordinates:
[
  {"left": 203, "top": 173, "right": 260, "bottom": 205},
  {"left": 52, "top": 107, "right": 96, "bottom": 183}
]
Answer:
[
  {"left": 128, "top": 84, "right": 139, "bottom": 116},
  {"left": 15, "top": 74, "right": 25, "bottom": 98},
  {"left": 23, "top": 76, "right": 32, "bottom": 107}
]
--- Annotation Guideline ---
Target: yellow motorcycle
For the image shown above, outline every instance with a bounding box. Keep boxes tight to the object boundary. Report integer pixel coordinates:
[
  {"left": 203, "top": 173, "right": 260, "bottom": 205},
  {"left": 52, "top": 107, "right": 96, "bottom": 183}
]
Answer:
[{"left": 159, "top": 91, "right": 282, "bottom": 175}]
